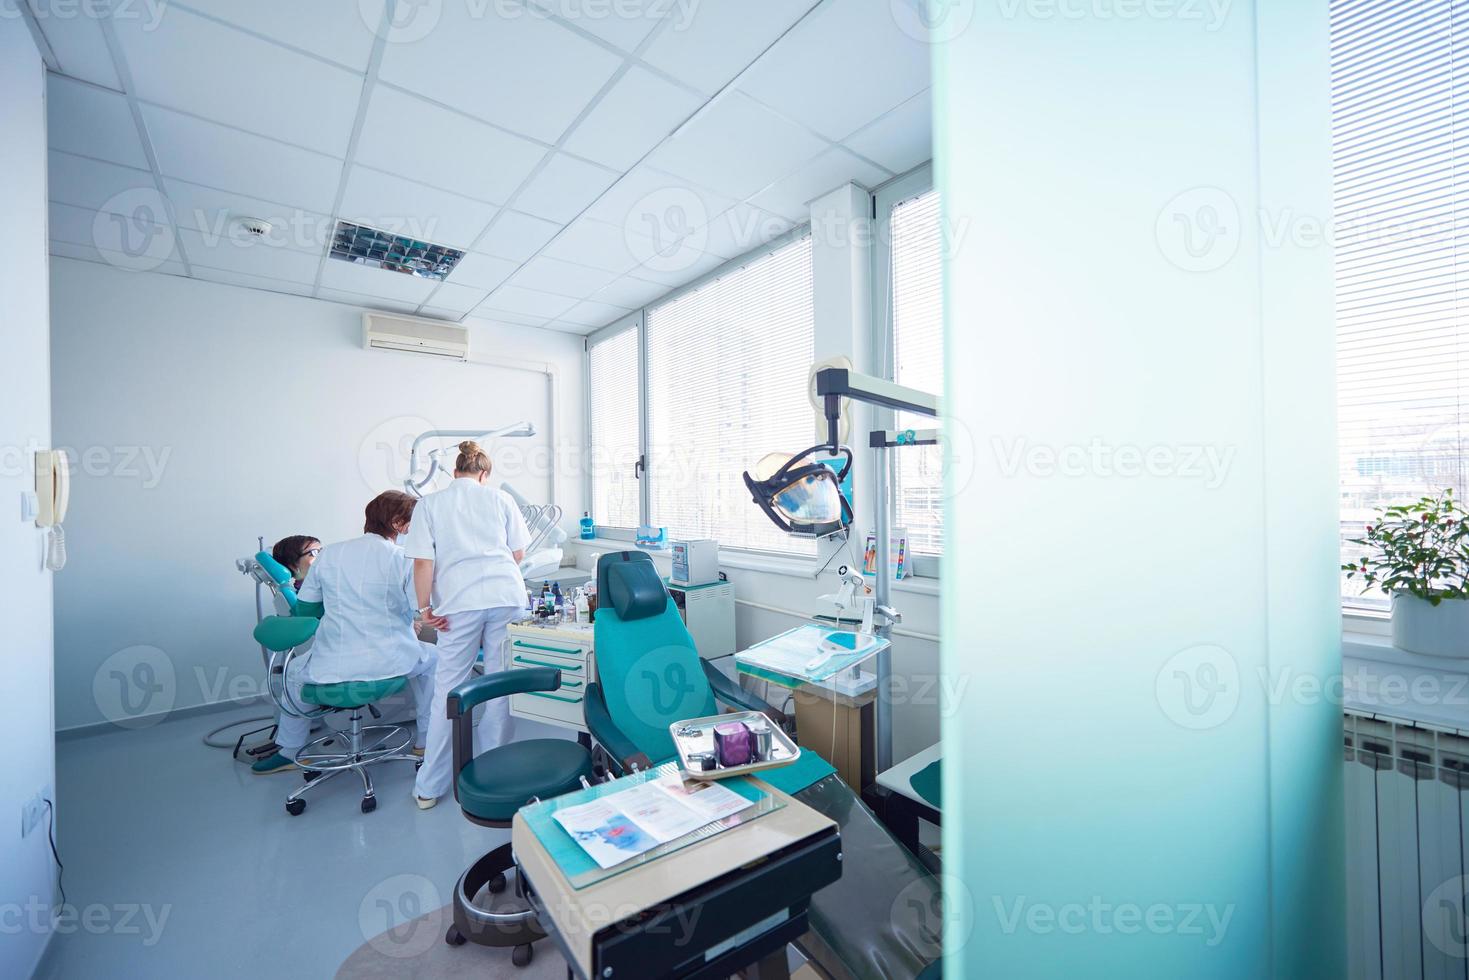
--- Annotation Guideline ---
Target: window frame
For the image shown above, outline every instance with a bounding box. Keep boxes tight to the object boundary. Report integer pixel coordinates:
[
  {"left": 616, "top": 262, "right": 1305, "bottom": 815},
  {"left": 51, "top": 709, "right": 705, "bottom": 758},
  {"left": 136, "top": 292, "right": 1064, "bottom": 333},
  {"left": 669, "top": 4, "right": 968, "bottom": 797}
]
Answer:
[
  {"left": 873, "top": 163, "right": 942, "bottom": 579},
  {"left": 583, "top": 224, "right": 819, "bottom": 561},
  {"left": 583, "top": 311, "right": 643, "bottom": 542}
]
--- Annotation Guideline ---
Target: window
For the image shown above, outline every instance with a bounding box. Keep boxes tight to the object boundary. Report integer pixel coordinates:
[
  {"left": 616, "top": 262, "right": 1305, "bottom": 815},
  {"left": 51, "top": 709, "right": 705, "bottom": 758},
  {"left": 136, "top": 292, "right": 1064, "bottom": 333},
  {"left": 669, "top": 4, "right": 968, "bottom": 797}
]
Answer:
[
  {"left": 587, "top": 322, "right": 641, "bottom": 531},
  {"left": 887, "top": 187, "right": 945, "bottom": 558},
  {"left": 645, "top": 236, "right": 816, "bottom": 554},
  {"left": 1334, "top": 0, "right": 1469, "bottom": 611}
]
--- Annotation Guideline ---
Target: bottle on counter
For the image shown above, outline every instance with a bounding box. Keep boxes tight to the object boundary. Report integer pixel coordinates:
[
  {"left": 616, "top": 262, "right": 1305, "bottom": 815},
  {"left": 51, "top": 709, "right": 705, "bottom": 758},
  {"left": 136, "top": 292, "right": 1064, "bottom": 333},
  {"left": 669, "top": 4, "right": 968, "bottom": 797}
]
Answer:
[{"left": 575, "top": 587, "right": 589, "bottom": 624}]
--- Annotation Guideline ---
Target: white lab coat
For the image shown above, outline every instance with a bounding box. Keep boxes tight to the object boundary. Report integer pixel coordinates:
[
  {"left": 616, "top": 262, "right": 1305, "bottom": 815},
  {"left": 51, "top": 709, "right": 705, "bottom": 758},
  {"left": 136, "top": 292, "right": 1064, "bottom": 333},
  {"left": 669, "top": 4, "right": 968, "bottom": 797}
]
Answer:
[
  {"left": 401, "top": 477, "right": 531, "bottom": 614},
  {"left": 296, "top": 533, "right": 433, "bottom": 683}
]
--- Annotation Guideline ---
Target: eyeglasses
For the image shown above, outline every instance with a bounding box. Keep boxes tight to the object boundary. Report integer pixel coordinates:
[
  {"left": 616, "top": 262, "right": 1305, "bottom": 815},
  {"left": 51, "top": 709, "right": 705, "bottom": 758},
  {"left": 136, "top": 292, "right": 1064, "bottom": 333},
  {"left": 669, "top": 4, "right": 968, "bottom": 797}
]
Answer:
[{"left": 302, "top": 548, "right": 322, "bottom": 559}]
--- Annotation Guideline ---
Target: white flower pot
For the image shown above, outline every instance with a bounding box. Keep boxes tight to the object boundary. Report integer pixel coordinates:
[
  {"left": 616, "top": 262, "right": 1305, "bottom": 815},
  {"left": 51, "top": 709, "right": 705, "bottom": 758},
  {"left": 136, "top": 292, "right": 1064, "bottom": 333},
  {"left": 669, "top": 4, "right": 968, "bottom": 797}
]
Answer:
[{"left": 1392, "top": 593, "right": 1469, "bottom": 658}]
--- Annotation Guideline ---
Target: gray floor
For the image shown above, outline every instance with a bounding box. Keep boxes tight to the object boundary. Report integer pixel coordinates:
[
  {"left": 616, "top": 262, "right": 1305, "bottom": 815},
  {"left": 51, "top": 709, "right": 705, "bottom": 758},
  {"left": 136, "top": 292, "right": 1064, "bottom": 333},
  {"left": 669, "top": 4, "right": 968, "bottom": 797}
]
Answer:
[{"left": 34, "top": 705, "right": 573, "bottom": 980}]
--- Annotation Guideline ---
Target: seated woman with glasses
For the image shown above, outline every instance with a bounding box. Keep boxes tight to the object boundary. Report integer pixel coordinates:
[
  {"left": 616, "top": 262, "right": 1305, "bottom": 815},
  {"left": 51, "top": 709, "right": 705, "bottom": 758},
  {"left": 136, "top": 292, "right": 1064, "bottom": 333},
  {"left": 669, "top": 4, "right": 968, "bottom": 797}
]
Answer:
[{"left": 270, "top": 534, "right": 321, "bottom": 591}]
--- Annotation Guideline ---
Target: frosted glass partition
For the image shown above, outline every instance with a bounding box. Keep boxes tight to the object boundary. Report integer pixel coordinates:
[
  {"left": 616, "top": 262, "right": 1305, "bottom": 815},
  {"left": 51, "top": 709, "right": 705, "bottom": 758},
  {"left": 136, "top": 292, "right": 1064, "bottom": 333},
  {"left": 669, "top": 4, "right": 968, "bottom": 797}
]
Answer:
[{"left": 934, "top": 2, "right": 1342, "bottom": 976}]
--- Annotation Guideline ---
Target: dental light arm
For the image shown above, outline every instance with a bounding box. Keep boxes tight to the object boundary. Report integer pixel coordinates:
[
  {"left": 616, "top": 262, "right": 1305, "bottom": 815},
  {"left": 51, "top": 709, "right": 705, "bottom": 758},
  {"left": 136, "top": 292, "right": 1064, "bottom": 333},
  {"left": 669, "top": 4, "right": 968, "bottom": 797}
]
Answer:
[{"left": 402, "top": 423, "right": 535, "bottom": 497}]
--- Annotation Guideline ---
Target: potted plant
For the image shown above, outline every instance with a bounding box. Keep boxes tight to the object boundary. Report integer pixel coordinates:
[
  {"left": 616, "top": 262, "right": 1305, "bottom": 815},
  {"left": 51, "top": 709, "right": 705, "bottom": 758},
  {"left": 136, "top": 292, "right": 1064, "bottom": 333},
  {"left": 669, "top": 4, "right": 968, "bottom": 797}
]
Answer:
[{"left": 1344, "top": 490, "right": 1469, "bottom": 657}]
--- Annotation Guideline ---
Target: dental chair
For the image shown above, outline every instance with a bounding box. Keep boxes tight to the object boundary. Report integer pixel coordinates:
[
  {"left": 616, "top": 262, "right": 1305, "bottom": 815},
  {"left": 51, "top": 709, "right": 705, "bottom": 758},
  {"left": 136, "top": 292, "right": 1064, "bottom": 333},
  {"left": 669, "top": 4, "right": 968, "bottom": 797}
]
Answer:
[
  {"left": 443, "top": 668, "right": 595, "bottom": 967},
  {"left": 583, "top": 551, "right": 942, "bottom": 980},
  {"left": 252, "top": 591, "right": 422, "bottom": 816}
]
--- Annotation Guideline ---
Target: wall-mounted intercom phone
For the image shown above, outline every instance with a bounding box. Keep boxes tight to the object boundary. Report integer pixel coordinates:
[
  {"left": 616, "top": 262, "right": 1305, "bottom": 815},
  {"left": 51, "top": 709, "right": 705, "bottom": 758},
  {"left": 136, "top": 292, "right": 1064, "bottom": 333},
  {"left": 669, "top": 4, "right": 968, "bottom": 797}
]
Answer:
[{"left": 35, "top": 449, "right": 69, "bottom": 570}]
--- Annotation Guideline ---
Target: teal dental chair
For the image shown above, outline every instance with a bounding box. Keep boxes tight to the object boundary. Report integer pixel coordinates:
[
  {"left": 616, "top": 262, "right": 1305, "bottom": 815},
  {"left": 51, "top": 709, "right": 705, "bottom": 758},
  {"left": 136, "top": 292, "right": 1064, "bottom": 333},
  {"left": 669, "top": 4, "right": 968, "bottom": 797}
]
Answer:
[
  {"left": 252, "top": 587, "right": 421, "bottom": 816},
  {"left": 583, "top": 551, "right": 942, "bottom": 980},
  {"left": 442, "top": 668, "right": 595, "bottom": 967}
]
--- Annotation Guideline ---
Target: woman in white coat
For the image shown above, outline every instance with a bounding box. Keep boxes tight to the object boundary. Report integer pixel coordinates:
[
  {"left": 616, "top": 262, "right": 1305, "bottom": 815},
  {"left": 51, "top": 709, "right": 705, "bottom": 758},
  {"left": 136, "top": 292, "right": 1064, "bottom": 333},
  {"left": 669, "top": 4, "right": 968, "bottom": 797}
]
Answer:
[
  {"left": 258, "top": 491, "right": 437, "bottom": 774},
  {"left": 403, "top": 440, "right": 530, "bottom": 809}
]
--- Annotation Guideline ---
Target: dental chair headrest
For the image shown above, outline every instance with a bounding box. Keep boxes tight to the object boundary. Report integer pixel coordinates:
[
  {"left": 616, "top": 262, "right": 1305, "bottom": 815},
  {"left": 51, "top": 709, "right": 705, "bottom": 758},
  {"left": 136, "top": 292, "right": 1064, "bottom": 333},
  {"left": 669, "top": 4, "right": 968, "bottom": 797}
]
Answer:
[
  {"left": 256, "top": 551, "right": 293, "bottom": 586},
  {"left": 596, "top": 551, "right": 668, "bottom": 622}
]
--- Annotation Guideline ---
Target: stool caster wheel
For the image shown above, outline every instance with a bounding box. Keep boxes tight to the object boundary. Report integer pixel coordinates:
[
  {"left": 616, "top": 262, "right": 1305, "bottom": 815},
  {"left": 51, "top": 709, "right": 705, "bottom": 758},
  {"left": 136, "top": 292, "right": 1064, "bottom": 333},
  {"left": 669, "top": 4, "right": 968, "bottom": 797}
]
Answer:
[
  {"left": 487, "top": 872, "right": 507, "bottom": 894},
  {"left": 415, "top": 760, "right": 423, "bottom": 771},
  {"left": 286, "top": 799, "right": 305, "bottom": 816},
  {"left": 445, "top": 925, "right": 466, "bottom": 947},
  {"left": 303, "top": 770, "right": 321, "bottom": 782},
  {"left": 361, "top": 796, "right": 377, "bottom": 814},
  {"left": 512, "top": 943, "right": 533, "bottom": 967}
]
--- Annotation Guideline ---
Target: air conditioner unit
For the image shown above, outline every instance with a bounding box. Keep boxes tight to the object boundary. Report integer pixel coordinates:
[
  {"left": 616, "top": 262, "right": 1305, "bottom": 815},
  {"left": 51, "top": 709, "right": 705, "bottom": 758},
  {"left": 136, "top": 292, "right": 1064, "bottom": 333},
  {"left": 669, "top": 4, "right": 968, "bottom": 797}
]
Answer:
[{"left": 362, "top": 313, "right": 469, "bottom": 360}]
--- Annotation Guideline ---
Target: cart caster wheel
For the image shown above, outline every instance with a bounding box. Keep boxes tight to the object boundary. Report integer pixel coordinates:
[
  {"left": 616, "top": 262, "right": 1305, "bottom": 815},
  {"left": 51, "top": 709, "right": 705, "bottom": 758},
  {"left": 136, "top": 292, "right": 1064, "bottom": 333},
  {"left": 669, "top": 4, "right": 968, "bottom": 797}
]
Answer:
[
  {"left": 512, "top": 943, "right": 533, "bottom": 967},
  {"left": 361, "top": 796, "right": 377, "bottom": 814},
  {"left": 445, "top": 925, "right": 466, "bottom": 947},
  {"left": 303, "top": 770, "right": 321, "bottom": 782},
  {"left": 487, "top": 872, "right": 507, "bottom": 894},
  {"left": 286, "top": 799, "right": 305, "bottom": 816}
]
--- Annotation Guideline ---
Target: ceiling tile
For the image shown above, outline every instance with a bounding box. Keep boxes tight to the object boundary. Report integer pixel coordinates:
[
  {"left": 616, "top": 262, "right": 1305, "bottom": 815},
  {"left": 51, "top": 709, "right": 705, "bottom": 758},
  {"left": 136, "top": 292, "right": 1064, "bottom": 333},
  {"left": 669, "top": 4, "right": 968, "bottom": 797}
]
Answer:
[
  {"left": 419, "top": 307, "right": 467, "bottom": 321},
  {"left": 628, "top": 244, "right": 724, "bottom": 287},
  {"left": 557, "top": 298, "right": 633, "bottom": 329},
  {"left": 49, "top": 238, "right": 187, "bottom": 277},
  {"left": 356, "top": 86, "right": 546, "bottom": 206},
  {"left": 749, "top": 146, "right": 889, "bottom": 222},
  {"left": 736, "top": 0, "right": 930, "bottom": 142},
  {"left": 189, "top": 265, "right": 317, "bottom": 298},
  {"left": 49, "top": 199, "right": 171, "bottom": 254},
  {"left": 641, "top": 0, "right": 812, "bottom": 96},
  {"left": 466, "top": 305, "right": 548, "bottom": 328},
  {"left": 447, "top": 250, "right": 520, "bottom": 291},
  {"left": 142, "top": 105, "right": 343, "bottom": 212},
  {"left": 31, "top": 12, "right": 120, "bottom": 88},
  {"left": 316, "top": 287, "right": 421, "bottom": 315},
  {"left": 581, "top": 164, "right": 735, "bottom": 241},
  {"left": 505, "top": 255, "right": 619, "bottom": 299},
  {"left": 474, "top": 209, "right": 562, "bottom": 263},
  {"left": 643, "top": 92, "right": 827, "bottom": 201},
  {"left": 48, "top": 151, "right": 156, "bottom": 213},
  {"left": 376, "top": 2, "right": 622, "bottom": 144},
  {"left": 178, "top": 228, "right": 324, "bottom": 284},
  {"left": 424, "top": 282, "right": 487, "bottom": 316},
  {"left": 563, "top": 65, "right": 706, "bottom": 172},
  {"left": 529, "top": 0, "right": 666, "bottom": 53},
  {"left": 46, "top": 75, "right": 148, "bottom": 169},
  {"left": 480, "top": 284, "right": 578, "bottom": 320},
  {"left": 114, "top": 6, "right": 362, "bottom": 156},
  {"left": 589, "top": 275, "right": 670, "bottom": 310},
  {"left": 513, "top": 153, "right": 620, "bottom": 225},
  {"left": 172, "top": 0, "right": 384, "bottom": 72},
  {"left": 842, "top": 89, "right": 931, "bottom": 175},
  {"left": 541, "top": 216, "right": 643, "bottom": 274},
  {"left": 162, "top": 179, "right": 332, "bottom": 253},
  {"left": 320, "top": 259, "right": 440, "bottom": 305},
  {"left": 700, "top": 203, "right": 794, "bottom": 259},
  {"left": 338, "top": 165, "right": 498, "bottom": 250}
]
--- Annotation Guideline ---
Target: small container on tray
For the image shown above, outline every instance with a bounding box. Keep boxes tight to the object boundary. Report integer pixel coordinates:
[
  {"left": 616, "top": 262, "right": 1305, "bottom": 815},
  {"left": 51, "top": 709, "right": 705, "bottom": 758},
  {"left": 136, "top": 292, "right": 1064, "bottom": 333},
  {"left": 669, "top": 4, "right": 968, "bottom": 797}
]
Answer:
[{"left": 668, "top": 710, "right": 800, "bottom": 781}]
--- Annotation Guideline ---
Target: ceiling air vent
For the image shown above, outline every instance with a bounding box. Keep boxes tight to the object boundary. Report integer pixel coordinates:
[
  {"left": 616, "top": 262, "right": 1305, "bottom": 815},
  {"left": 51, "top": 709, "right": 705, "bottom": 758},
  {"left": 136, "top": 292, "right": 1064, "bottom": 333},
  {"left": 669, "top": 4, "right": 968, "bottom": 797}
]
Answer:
[
  {"left": 329, "top": 220, "right": 464, "bottom": 281},
  {"left": 363, "top": 313, "right": 469, "bottom": 361}
]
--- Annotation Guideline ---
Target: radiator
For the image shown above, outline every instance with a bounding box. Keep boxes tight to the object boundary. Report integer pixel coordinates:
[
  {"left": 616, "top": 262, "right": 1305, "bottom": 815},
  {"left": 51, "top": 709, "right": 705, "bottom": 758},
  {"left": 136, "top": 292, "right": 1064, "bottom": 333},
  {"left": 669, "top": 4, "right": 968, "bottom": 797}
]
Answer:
[{"left": 1345, "top": 712, "right": 1469, "bottom": 979}]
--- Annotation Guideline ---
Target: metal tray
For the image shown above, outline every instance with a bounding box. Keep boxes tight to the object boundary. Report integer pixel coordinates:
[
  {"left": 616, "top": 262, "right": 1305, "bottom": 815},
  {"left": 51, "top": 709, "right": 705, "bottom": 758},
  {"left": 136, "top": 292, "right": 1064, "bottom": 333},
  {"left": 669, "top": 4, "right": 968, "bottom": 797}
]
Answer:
[{"left": 668, "top": 710, "right": 801, "bottom": 781}]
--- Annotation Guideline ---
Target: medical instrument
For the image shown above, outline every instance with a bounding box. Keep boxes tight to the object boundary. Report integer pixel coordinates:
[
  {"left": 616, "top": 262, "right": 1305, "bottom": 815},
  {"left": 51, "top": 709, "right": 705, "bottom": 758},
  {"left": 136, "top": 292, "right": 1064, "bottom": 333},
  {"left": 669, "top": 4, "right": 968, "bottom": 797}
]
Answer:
[
  {"left": 742, "top": 444, "right": 854, "bottom": 538},
  {"left": 669, "top": 538, "right": 719, "bottom": 587},
  {"left": 401, "top": 423, "right": 535, "bottom": 497}
]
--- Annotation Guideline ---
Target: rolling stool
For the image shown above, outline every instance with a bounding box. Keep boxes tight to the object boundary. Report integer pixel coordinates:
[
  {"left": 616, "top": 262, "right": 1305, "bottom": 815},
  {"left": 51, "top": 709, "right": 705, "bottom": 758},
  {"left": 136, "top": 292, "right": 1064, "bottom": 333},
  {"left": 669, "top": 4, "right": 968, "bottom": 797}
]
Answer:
[
  {"left": 443, "top": 667, "right": 594, "bottom": 967},
  {"left": 285, "top": 676, "right": 422, "bottom": 816}
]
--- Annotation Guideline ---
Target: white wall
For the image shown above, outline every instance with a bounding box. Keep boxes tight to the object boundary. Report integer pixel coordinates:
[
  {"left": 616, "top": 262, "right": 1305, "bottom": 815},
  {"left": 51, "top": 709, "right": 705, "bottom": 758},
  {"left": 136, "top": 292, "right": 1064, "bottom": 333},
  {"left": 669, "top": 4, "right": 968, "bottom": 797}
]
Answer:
[
  {"left": 49, "top": 259, "right": 585, "bottom": 731},
  {"left": 939, "top": 3, "right": 1340, "bottom": 976},
  {"left": 0, "top": 16, "right": 58, "bottom": 978}
]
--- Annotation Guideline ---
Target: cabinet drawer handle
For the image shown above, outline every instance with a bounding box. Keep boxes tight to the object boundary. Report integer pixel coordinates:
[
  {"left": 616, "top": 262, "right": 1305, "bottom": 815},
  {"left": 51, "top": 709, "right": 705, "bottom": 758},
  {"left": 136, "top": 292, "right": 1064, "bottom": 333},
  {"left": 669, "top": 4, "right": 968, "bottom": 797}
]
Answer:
[
  {"left": 513, "top": 640, "right": 585, "bottom": 657},
  {"left": 512, "top": 655, "right": 582, "bottom": 672},
  {"left": 523, "top": 690, "right": 583, "bottom": 705}
]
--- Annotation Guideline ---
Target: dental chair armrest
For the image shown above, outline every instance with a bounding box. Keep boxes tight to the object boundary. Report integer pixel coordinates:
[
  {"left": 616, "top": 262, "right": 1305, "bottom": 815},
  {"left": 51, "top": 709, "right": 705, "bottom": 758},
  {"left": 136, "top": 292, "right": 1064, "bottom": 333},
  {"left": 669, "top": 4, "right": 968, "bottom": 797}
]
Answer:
[
  {"left": 448, "top": 668, "right": 562, "bottom": 796},
  {"left": 296, "top": 599, "right": 324, "bottom": 620},
  {"left": 583, "top": 682, "right": 653, "bottom": 776},
  {"left": 701, "top": 661, "right": 790, "bottom": 731}
]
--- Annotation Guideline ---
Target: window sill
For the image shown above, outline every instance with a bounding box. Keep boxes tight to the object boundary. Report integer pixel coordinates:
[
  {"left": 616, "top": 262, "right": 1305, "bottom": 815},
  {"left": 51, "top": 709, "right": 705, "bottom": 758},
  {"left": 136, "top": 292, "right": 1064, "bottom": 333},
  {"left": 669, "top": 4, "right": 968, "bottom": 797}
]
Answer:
[{"left": 1340, "top": 627, "right": 1469, "bottom": 732}]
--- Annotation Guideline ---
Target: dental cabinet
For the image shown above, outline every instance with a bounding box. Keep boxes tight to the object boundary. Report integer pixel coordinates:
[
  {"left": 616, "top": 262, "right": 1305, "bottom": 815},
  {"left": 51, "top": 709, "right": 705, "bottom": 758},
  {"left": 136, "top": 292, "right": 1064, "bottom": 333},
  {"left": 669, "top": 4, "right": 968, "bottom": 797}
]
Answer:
[{"left": 505, "top": 621, "right": 594, "bottom": 733}]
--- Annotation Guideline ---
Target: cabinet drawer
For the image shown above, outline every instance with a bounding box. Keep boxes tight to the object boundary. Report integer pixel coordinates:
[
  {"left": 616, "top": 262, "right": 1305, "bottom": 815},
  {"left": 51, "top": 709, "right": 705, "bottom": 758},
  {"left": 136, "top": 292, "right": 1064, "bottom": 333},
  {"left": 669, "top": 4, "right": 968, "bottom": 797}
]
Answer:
[{"left": 509, "top": 686, "right": 586, "bottom": 730}]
